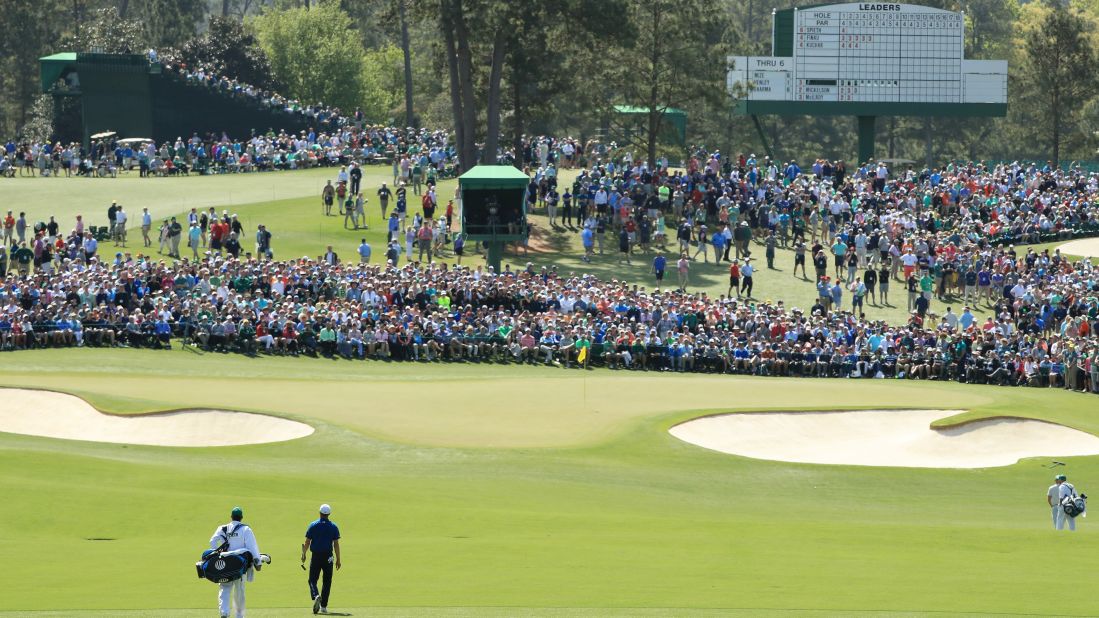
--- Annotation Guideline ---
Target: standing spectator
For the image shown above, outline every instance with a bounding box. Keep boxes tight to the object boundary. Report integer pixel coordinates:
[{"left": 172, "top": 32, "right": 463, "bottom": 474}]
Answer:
[
  {"left": 651, "top": 253, "right": 666, "bottom": 284},
  {"left": 141, "top": 207, "right": 152, "bottom": 247},
  {"left": 580, "top": 225, "right": 594, "bottom": 263},
  {"left": 167, "top": 216, "right": 182, "bottom": 257},
  {"left": 322, "top": 181, "right": 335, "bottom": 216},
  {"left": 677, "top": 253, "right": 690, "bottom": 291},
  {"left": 2, "top": 211, "right": 14, "bottom": 245},
  {"left": 114, "top": 206, "right": 128, "bottom": 247},
  {"left": 189, "top": 222, "right": 201, "bottom": 259},
  {"left": 741, "top": 258, "right": 755, "bottom": 298},
  {"left": 377, "top": 183, "right": 392, "bottom": 219},
  {"left": 728, "top": 260, "right": 741, "bottom": 298},
  {"left": 404, "top": 226, "right": 415, "bottom": 261},
  {"left": 349, "top": 163, "right": 362, "bottom": 195},
  {"left": 417, "top": 224, "right": 433, "bottom": 262},
  {"left": 256, "top": 224, "right": 272, "bottom": 259},
  {"left": 106, "top": 203, "right": 118, "bottom": 243},
  {"left": 618, "top": 227, "right": 631, "bottom": 265},
  {"left": 387, "top": 212, "right": 399, "bottom": 242}
]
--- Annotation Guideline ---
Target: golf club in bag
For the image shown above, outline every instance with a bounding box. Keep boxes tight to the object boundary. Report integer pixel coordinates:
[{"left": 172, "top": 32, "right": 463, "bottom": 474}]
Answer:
[{"left": 1062, "top": 493, "right": 1088, "bottom": 519}]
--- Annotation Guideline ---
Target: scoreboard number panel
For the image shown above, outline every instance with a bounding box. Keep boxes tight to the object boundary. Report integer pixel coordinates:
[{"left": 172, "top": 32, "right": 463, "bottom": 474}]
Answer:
[{"left": 729, "top": 2, "right": 1007, "bottom": 107}]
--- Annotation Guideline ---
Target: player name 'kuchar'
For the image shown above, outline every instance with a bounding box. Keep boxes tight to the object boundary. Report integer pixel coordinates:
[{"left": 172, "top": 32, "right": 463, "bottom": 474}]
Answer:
[{"left": 858, "top": 3, "right": 902, "bottom": 9}]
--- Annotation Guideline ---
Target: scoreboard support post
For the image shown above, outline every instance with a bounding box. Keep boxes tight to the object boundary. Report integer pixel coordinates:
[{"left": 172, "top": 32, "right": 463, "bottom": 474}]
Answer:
[
  {"left": 751, "top": 115, "right": 775, "bottom": 160},
  {"left": 857, "top": 116, "right": 876, "bottom": 166}
]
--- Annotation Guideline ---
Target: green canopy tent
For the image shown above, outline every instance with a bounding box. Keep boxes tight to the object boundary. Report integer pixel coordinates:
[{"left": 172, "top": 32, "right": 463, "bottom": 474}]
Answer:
[
  {"left": 39, "top": 52, "right": 79, "bottom": 93},
  {"left": 459, "top": 165, "right": 530, "bottom": 272}
]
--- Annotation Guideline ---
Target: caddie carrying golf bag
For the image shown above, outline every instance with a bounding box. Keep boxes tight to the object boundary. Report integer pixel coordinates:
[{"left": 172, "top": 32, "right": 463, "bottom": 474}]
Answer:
[
  {"left": 1062, "top": 493, "right": 1088, "bottom": 519},
  {"left": 195, "top": 522, "right": 270, "bottom": 584},
  {"left": 196, "top": 549, "right": 254, "bottom": 584}
]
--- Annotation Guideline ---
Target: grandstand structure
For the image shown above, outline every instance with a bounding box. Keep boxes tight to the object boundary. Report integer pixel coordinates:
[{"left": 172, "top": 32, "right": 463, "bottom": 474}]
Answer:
[{"left": 39, "top": 52, "right": 312, "bottom": 148}]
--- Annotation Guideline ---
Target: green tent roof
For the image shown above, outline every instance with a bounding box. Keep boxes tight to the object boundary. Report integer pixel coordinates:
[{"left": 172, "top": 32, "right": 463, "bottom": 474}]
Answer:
[
  {"left": 39, "top": 53, "right": 79, "bottom": 92},
  {"left": 459, "top": 165, "right": 529, "bottom": 189},
  {"left": 41, "top": 52, "right": 78, "bottom": 62},
  {"left": 612, "top": 105, "right": 687, "bottom": 116}
]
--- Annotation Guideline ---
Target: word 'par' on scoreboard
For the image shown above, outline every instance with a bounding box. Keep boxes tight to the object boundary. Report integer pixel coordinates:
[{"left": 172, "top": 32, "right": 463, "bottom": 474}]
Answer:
[{"left": 727, "top": 2, "right": 1007, "bottom": 106}]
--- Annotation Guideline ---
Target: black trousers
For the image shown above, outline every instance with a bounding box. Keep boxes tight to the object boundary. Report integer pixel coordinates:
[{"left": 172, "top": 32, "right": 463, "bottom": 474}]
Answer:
[{"left": 309, "top": 551, "right": 334, "bottom": 607}]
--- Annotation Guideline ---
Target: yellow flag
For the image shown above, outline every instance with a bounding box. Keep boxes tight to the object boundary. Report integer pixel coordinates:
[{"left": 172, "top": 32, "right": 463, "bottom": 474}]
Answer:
[{"left": 577, "top": 346, "right": 588, "bottom": 364}]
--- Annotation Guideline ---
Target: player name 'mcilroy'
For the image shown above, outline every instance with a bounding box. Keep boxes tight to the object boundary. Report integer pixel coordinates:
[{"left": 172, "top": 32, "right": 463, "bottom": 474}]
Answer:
[{"left": 858, "top": 3, "right": 902, "bottom": 10}]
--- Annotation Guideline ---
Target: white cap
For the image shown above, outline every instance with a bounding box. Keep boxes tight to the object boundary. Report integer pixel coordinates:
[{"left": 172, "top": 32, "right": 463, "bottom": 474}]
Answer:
[{"left": 319, "top": 504, "right": 331, "bottom": 515}]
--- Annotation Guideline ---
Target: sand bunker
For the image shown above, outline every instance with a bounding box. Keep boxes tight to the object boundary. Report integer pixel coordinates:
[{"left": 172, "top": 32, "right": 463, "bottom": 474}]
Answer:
[
  {"left": 1058, "top": 237, "right": 1099, "bottom": 258},
  {"left": 670, "top": 409, "right": 1099, "bottom": 468},
  {"left": 0, "top": 388, "right": 313, "bottom": 447}
]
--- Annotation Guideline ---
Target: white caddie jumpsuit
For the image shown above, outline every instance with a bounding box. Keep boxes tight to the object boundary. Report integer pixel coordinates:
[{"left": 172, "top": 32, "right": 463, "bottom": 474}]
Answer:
[{"left": 209, "top": 521, "right": 261, "bottom": 617}]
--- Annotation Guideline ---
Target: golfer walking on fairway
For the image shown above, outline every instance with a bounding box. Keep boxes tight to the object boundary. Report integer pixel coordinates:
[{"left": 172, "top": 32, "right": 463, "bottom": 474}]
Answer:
[
  {"left": 303, "top": 504, "right": 342, "bottom": 614},
  {"left": 210, "top": 506, "right": 261, "bottom": 618}
]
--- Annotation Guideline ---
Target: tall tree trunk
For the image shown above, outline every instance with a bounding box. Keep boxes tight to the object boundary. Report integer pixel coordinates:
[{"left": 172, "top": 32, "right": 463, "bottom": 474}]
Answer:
[
  {"left": 924, "top": 117, "right": 932, "bottom": 168},
  {"left": 647, "top": 109, "right": 660, "bottom": 169},
  {"left": 441, "top": 1, "right": 466, "bottom": 172},
  {"left": 888, "top": 116, "right": 895, "bottom": 159},
  {"left": 223, "top": 0, "right": 231, "bottom": 17},
  {"left": 453, "top": 0, "right": 478, "bottom": 168},
  {"left": 118, "top": 0, "right": 130, "bottom": 18},
  {"left": 399, "top": 0, "right": 415, "bottom": 128},
  {"left": 1052, "top": 94, "right": 1061, "bottom": 168},
  {"left": 646, "top": 3, "right": 662, "bottom": 167},
  {"left": 483, "top": 29, "right": 507, "bottom": 165},
  {"left": 512, "top": 77, "right": 524, "bottom": 170}
]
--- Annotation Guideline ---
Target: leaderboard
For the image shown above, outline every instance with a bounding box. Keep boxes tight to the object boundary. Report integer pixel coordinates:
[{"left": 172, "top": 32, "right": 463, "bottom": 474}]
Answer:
[
  {"left": 795, "top": 3, "right": 962, "bottom": 103},
  {"left": 728, "top": 2, "right": 1007, "bottom": 106}
]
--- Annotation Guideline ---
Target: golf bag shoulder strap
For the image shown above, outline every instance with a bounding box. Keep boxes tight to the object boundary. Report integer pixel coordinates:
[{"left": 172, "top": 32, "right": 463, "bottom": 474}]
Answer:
[{"left": 217, "top": 522, "right": 243, "bottom": 552}]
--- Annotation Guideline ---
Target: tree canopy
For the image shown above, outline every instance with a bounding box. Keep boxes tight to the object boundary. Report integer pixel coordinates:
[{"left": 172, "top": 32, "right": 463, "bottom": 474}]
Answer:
[
  {"left": 252, "top": 1, "right": 367, "bottom": 114},
  {"left": 3, "top": 0, "right": 1099, "bottom": 167}
]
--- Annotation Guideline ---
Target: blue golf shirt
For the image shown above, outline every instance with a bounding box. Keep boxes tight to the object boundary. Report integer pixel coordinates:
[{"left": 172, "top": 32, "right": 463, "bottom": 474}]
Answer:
[{"left": 306, "top": 518, "right": 341, "bottom": 554}]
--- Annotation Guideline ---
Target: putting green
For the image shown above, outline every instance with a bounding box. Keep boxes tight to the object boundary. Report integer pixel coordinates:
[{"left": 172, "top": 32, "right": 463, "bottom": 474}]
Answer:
[{"left": 2, "top": 349, "right": 1099, "bottom": 616}]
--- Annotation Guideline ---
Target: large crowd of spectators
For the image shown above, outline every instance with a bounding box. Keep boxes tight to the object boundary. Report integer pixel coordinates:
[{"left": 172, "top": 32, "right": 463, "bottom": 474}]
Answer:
[
  {"left": 0, "top": 231, "right": 1095, "bottom": 394},
  {"left": 2, "top": 124, "right": 456, "bottom": 180},
  {"left": 4, "top": 105, "right": 1099, "bottom": 396},
  {"left": 160, "top": 57, "right": 349, "bottom": 132}
]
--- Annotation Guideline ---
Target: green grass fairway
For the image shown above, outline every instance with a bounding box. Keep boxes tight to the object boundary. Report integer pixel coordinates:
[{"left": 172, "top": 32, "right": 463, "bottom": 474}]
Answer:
[{"left": 2, "top": 350, "right": 1099, "bottom": 616}]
